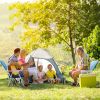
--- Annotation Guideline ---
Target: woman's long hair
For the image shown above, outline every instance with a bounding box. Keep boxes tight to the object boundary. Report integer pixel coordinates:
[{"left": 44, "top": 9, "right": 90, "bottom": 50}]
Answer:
[{"left": 28, "top": 56, "right": 36, "bottom": 67}]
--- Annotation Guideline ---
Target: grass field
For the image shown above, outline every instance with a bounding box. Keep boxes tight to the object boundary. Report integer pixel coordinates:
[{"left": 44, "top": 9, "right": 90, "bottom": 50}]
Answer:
[{"left": 0, "top": 63, "right": 100, "bottom": 100}]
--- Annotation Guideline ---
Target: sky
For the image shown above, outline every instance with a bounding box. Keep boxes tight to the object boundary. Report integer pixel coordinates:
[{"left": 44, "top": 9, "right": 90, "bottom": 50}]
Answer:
[{"left": 0, "top": 0, "right": 36, "bottom": 4}]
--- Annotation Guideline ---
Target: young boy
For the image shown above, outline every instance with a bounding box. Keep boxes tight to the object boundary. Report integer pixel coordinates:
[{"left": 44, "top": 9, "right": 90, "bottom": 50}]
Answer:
[{"left": 46, "top": 64, "right": 60, "bottom": 84}]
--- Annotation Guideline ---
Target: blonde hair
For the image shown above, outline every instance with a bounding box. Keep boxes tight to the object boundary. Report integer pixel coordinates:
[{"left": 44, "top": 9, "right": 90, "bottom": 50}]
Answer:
[
  {"left": 38, "top": 65, "right": 43, "bottom": 69},
  {"left": 20, "top": 49, "right": 26, "bottom": 57},
  {"left": 76, "top": 46, "right": 84, "bottom": 53}
]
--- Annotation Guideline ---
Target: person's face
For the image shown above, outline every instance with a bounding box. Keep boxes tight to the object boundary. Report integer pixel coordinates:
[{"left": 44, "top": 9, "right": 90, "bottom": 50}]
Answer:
[
  {"left": 39, "top": 65, "right": 43, "bottom": 71},
  {"left": 77, "top": 49, "right": 82, "bottom": 56},
  {"left": 16, "top": 52, "right": 20, "bottom": 57},
  {"left": 29, "top": 59, "right": 35, "bottom": 66},
  {"left": 48, "top": 65, "right": 52, "bottom": 70},
  {"left": 20, "top": 50, "right": 26, "bottom": 58}
]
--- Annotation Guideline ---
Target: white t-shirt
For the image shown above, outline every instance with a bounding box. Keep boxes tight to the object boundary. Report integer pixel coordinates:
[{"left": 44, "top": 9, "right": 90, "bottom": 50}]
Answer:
[{"left": 28, "top": 67, "right": 37, "bottom": 76}]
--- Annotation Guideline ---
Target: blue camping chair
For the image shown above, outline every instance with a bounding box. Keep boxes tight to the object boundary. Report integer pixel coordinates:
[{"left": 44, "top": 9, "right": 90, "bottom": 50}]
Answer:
[
  {"left": 80, "top": 60, "right": 99, "bottom": 74},
  {"left": 90, "top": 60, "right": 99, "bottom": 71},
  {"left": 0, "top": 60, "right": 8, "bottom": 71},
  {"left": 0, "top": 60, "right": 24, "bottom": 87}
]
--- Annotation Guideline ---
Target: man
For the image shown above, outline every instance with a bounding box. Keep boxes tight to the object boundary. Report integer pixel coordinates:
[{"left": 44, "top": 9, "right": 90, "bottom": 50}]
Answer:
[
  {"left": 8, "top": 48, "right": 29, "bottom": 87},
  {"left": 8, "top": 48, "right": 21, "bottom": 71}
]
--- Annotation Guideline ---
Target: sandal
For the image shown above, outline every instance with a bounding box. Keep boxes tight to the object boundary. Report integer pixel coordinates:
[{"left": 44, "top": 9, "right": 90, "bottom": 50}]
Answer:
[
  {"left": 71, "top": 82, "right": 77, "bottom": 86},
  {"left": 24, "top": 83, "right": 29, "bottom": 87}
]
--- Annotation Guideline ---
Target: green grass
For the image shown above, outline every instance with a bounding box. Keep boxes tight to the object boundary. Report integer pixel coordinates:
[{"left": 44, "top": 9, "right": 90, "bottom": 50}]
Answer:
[
  {"left": 0, "top": 77, "right": 100, "bottom": 100},
  {"left": 0, "top": 64, "right": 100, "bottom": 100}
]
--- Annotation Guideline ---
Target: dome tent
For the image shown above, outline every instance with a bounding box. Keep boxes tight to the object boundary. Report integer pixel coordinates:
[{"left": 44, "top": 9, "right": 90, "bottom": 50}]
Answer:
[{"left": 25, "top": 48, "right": 64, "bottom": 82}]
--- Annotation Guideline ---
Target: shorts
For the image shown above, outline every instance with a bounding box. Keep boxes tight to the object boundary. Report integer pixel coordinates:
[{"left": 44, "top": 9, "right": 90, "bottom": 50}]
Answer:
[
  {"left": 11, "top": 71, "right": 24, "bottom": 78},
  {"left": 80, "top": 70, "right": 91, "bottom": 74},
  {"left": 33, "top": 71, "right": 38, "bottom": 80},
  {"left": 28, "top": 68, "right": 38, "bottom": 80}
]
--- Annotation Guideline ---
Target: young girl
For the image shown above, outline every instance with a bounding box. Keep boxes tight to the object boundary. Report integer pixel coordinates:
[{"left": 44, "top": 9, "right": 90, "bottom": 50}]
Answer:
[{"left": 37, "top": 65, "right": 46, "bottom": 84}]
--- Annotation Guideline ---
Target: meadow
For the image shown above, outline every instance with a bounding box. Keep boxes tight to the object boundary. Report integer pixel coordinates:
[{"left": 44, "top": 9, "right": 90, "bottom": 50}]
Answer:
[{"left": 0, "top": 63, "right": 100, "bottom": 100}]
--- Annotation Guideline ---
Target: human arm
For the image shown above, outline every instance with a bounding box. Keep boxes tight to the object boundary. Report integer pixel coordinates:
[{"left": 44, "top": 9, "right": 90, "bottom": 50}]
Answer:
[{"left": 79, "top": 54, "right": 90, "bottom": 70}]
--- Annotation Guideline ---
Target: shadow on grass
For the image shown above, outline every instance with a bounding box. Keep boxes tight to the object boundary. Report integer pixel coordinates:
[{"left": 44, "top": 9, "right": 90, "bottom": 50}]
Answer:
[
  {"left": 0, "top": 78, "right": 73, "bottom": 91},
  {"left": 24, "top": 78, "right": 73, "bottom": 90},
  {"left": 28, "top": 83, "right": 71, "bottom": 90},
  {"left": 0, "top": 78, "right": 100, "bottom": 91},
  {"left": 96, "top": 81, "right": 100, "bottom": 88},
  {"left": 0, "top": 78, "right": 9, "bottom": 91}
]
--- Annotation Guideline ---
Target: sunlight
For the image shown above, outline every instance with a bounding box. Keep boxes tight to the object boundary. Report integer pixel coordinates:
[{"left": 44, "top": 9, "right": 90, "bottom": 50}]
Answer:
[{"left": 0, "top": 0, "right": 36, "bottom": 4}]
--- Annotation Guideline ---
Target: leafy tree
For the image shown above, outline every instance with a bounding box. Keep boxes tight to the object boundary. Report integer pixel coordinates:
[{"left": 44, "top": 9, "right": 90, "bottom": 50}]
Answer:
[
  {"left": 83, "top": 25, "right": 100, "bottom": 59},
  {"left": 9, "top": 0, "right": 100, "bottom": 64},
  {"left": 9, "top": 0, "right": 80, "bottom": 64},
  {"left": 76, "top": 0, "right": 100, "bottom": 45}
]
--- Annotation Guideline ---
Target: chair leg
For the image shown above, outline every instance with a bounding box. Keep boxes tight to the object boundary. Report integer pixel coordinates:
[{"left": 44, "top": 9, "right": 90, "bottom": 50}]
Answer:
[
  {"left": 8, "top": 78, "right": 14, "bottom": 87},
  {"left": 20, "top": 78, "right": 24, "bottom": 87},
  {"left": 8, "top": 79, "right": 12, "bottom": 87},
  {"left": 8, "top": 76, "right": 24, "bottom": 87},
  {"left": 13, "top": 79, "right": 18, "bottom": 86}
]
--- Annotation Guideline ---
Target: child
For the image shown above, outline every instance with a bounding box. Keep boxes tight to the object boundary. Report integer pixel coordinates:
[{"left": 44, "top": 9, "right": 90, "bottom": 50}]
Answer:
[
  {"left": 46, "top": 64, "right": 61, "bottom": 84},
  {"left": 28, "top": 57, "right": 38, "bottom": 84},
  {"left": 37, "top": 65, "right": 46, "bottom": 84}
]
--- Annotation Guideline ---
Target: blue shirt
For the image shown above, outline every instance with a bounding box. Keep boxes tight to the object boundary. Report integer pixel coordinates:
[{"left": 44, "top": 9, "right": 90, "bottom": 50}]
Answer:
[{"left": 8, "top": 54, "right": 18, "bottom": 65}]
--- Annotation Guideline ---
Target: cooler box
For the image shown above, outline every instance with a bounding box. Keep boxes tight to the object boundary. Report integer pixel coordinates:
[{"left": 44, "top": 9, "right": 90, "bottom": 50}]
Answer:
[{"left": 79, "top": 74, "right": 96, "bottom": 88}]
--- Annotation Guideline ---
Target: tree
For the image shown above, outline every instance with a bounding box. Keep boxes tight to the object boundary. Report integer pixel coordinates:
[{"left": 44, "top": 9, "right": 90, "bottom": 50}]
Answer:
[
  {"left": 9, "top": 0, "right": 100, "bottom": 64},
  {"left": 83, "top": 25, "right": 100, "bottom": 60},
  {"left": 76, "top": 0, "right": 100, "bottom": 45},
  {"left": 9, "top": 0, "right": 81, "bottom": 64}
]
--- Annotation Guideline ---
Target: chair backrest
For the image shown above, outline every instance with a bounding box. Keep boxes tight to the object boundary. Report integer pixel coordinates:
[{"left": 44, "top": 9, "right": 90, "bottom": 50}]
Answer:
[
  {"left": 0, "top": 60, "right": 8, "bottom": 71},
  {"left": 90, "top": 60, "right": 99, "bottom": 71}
]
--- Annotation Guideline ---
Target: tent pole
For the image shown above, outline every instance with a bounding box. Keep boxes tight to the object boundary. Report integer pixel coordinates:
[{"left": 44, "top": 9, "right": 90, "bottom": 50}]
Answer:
[{"left": 37, "top": 58, "right": 39, "bottom": 67}]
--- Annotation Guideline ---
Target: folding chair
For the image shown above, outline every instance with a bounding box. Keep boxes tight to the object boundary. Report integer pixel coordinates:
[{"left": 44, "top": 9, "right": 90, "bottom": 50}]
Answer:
[
  {"left": 8, "top": 70, "right": 24, "bottom": 87},
  {"left": 0, "top": 60, "right": 24, "bottom": 87}
]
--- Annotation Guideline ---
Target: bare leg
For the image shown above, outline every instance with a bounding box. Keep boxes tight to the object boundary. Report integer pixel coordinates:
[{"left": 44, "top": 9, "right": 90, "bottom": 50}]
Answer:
[
  {"left": 56, "top": 78, "right": 60, "bottom": 84},
  {"left": 69, "top": 68, "right": 77, "bottom": 78},
  {"left": 72, "top": 70, "right": 80, "bottom": 84},
  {"left": 23, "top": 67, "right": 29, "bottom": 86}
]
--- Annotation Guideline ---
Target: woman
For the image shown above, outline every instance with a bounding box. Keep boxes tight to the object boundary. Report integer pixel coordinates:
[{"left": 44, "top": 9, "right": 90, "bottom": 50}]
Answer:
[
  {"left": 27, "top": 57, "right": 38, "bottom": 84},
  {"left": 18, "top": 49, "right": 29, "bottom": 87},
  {"left": 69, "top": 46, "right": 90, "bottom": 86}
]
